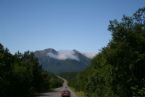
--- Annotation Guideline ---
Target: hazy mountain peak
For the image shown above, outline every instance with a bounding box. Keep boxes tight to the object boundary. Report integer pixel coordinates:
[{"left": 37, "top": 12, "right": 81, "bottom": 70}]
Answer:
[
  {"left": 34, "top": 48, "right": 92, "bottom": 73},
  {"left": 44, "top": 48, "right": 57, "bottom": 54},
  {"left": 82, "top": 52, "right": 97, "bottom": 59}
]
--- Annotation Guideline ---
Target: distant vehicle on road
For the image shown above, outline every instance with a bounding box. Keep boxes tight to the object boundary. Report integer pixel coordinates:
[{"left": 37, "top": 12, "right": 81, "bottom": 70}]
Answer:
[{"left": 61, "top": 90, "right": 71, "bottom": 97}]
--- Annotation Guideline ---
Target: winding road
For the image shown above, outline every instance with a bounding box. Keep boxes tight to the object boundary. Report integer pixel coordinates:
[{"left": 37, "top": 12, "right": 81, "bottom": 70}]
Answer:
[{"left": 36, "top": 76, "right": 77, "bottom": 97}]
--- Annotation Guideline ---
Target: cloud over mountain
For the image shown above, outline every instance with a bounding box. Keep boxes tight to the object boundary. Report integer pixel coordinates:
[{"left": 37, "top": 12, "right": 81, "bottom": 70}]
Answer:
[
  {"left": 34, "top": 48, "right": 94, "bottom": 73},
  {"left": 82, "top": 52, "right": 97, "bottom": 58},
  {"left": 47, "top": 50, "right": 79, "bottom": 61}
]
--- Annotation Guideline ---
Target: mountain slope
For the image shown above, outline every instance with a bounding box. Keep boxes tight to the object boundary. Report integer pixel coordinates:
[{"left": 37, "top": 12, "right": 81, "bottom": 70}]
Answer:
[{"left": 34, "top": 48, "right": 92, "bottom": 73}]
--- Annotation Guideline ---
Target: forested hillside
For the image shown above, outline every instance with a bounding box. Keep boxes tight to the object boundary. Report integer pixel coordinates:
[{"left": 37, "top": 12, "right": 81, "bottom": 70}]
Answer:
[
  {"left": 68, "top": 7, "right": 145, "bottom": 97},
  {"left": 0, "top": 43, "right": 63, "bottom": 97}
]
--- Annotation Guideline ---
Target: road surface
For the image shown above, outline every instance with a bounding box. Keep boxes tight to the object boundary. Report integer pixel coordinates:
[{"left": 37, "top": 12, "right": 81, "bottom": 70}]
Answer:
[{"left": 36, "top": 76, "right": 77, "bottom": 97}]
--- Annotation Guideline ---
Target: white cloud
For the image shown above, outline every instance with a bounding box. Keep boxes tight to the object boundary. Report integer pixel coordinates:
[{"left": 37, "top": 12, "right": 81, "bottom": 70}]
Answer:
[
  {"left": 82, "top": 52, "right": 97, "bottom": 59},
  {"left": 47, "top": 50, "right": 79, "bottom": 61}
]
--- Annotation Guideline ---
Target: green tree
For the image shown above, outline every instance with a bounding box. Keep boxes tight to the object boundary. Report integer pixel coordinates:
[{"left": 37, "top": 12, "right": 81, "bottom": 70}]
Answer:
[
  {"left": 0, "top": 43, "right": 63, "bottom": 97},
  {"left": 68, "top": 7, "right": 145, "bottom": 97}
]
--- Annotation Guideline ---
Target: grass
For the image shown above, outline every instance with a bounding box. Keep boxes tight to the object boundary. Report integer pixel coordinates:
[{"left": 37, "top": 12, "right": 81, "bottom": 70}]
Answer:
[{"left": 70, "top": 87, "right": 87, "bottom": 97}]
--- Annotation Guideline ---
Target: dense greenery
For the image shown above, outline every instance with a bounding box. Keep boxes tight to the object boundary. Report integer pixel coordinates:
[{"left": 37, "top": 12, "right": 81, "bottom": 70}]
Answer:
[
  {"left": 67, "top": 7, "right": 145, "bottom": 97},
  {"left": 0, "top": 43, "right": 62, "bottom": 97}
]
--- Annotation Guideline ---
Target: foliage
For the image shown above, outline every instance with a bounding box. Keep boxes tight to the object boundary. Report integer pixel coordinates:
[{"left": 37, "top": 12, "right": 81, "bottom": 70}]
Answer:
[
  {"left": 67, "top": 7, "right": 145, "bottom": 97},
  {"left": 0, "top": 44, "right": 62, "bottom": 97}
]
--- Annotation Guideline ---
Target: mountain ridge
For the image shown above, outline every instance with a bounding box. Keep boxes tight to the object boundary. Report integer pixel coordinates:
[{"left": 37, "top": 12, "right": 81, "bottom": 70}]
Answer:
[{"left": 34, "top": 48, "right": 96, "bottom": 73}]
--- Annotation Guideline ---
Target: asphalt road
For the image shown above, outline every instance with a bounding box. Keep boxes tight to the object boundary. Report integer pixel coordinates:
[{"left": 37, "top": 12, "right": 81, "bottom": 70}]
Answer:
[{"left": 36, "top": 76, "right": 77, "bottom": 97}]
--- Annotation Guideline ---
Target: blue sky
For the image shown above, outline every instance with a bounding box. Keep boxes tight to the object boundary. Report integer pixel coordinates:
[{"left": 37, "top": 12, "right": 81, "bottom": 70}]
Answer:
[{"left": 0, "top": 0, "right": 145, "bottom": 53}]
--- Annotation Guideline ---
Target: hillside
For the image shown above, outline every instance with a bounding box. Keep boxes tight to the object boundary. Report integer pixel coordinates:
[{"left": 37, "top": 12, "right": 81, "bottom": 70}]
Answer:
[{"left": 34, "top": 49, "right": 93, "bottom": 73}]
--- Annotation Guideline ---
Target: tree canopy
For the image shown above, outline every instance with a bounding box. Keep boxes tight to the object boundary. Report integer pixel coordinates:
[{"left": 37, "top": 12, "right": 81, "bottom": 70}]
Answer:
[
  {"left": 67, "top": 7, "right": 145, "bottom": 97},
  {"left": 0, "top": 43, "right": 62, "bottom": 97}
]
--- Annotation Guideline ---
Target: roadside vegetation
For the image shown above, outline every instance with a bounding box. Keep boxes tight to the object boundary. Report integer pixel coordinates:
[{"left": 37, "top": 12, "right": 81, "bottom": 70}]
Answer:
[
  {"left": 0, "top": 43, "right": 63, "bottom": 97},
  {"left": 70, "top": 87, "right": 87, "bottom": 97},
  {"left": 64, "top": 7, "right": 145, "bottom": 97}
]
